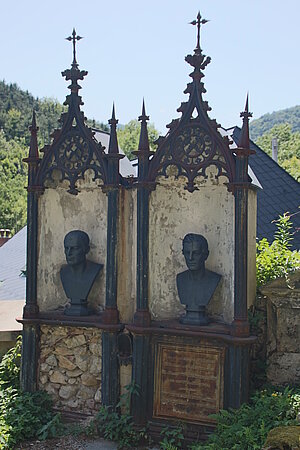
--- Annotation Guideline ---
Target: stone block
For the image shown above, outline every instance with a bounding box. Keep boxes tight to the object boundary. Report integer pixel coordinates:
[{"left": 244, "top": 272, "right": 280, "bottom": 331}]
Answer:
[
  {"left": 94, "top": 387, "right": 101, "bottom": 402},
  {"left": 65, "top": 334, "right": 86, "bottom": 349},
  {"left": 81, "top": 373, "right": 98, "bottom": 387},
  {"left": 66, "top": 368, "right": 83, "bottom": 378},
  {"left": 89, "top": 357, "right": 101, "bottom": 375},
  {"left": 49, "top": 370, "right": 67, "bottom": 384},
  {"left": 45, "top": 354, "right": 58, "bottom": 367},
  {"left": 59, "top": 385, "right": 78, "bottom": 400},
  {"left": 58, "top": 355, "right": 77, "bottom": 371},
  {"left": 77, "top": 385, "right": 95, "bottom": 400},
  {"left": 75, "top": 354, "right": 89, "bottom": 371}
]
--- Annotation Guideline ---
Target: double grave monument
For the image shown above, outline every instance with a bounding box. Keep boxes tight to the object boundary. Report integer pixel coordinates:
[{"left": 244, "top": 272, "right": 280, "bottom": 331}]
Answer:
[{"left": 19, "top": 17, "right": 257, "bottom": 439}]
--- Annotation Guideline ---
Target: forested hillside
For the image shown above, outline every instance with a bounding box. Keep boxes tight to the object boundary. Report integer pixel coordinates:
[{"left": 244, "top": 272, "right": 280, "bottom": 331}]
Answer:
[
  {"left": 0, "top": 79, "right": 299, "bottom": 233},
  {"left": 0, "top": 80, "right": 108, "bottom": 233},
  {"left": 250, "top": 105, "right": 300, "bottom": 141}
]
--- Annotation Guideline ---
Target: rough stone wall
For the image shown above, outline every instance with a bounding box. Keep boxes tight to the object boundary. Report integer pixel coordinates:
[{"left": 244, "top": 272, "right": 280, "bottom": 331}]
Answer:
[
  {"left": 37, "top": 180, "right": 107, "bottom": 312},
  {"left": 148, "top": 174, "right": 235, "bottom": 323},
  {"left": 39, "top": 325, "right": 102, "bottom": 414},
  {"left": 260, "top": 271, "right": 300, "bottom": 385}
]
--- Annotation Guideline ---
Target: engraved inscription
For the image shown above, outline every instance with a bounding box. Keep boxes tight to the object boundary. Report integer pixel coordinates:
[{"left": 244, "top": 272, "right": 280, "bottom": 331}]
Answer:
[{"left": 153, "top": 342, "right": 225, "bottom": 423}]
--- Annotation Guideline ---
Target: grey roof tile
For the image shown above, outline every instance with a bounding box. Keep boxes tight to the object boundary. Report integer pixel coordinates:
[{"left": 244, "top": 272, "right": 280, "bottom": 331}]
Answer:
[{"left": 0, "top": 226, "right": 26, "bottom": 300}]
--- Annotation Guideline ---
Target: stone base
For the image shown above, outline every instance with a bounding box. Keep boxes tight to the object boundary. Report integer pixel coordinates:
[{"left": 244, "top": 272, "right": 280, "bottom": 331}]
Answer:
[{"left": 38, "top": 325, "right": 102, "bottom": 414}]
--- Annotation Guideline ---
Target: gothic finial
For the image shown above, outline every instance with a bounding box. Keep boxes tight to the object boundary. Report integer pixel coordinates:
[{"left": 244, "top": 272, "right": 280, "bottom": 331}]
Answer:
[
  {"left": 189, "top": 11, "right": 209, "bottom": 52},
  {"left": 138, "top": 99, "right": 150, "bottom": 152},
  {"left": 66, "top": 28, "right": 83, "bottom": 68},
  {"left": 238, "top": 93, "right": 253, "bottom": 149},
  {"left": 62, "top": 28, "right": 87, "bottom": 96},
  {"left": 28, "top": 110, "right": 39, "bottom": 159},
  {"left": 108, "top": 103, "right": 119, "bottom": 154}
]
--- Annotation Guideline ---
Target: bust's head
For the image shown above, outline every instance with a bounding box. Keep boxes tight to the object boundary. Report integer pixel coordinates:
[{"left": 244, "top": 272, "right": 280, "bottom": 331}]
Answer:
[
  {"left": 64, "top": 230, "right": 90, "bottom": 267},
  {"left": 182, "top": 233, "right": 209, "bottom": 271}
]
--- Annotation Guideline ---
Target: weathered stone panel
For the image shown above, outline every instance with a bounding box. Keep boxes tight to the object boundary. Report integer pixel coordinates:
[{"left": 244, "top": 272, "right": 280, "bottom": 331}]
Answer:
[
  {"left": 260, "top": 271, "right": 300, "bottom": 385},
  {"left": 149, "top": 176, "right": 234, "bottom": 323},
  {"left": 37, "top": 185, "right": 107, "bottom": 312}
]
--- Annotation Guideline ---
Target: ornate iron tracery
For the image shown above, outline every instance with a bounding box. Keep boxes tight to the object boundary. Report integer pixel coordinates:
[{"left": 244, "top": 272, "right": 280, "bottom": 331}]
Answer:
[
  {"left": 148, "top": 14, "right": 235, "bottom": 192},
  {"left": 35, "top": 29, "right": 108, "bottom": 194}
]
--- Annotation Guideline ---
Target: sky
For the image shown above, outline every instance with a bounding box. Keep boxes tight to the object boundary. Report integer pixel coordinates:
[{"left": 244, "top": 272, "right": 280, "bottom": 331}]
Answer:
[{"left": 1, "top": 0, "right": 299, "bottom": 134}]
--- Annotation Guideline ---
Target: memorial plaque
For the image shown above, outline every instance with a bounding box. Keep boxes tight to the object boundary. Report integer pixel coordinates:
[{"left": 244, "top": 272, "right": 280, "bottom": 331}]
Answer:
[{"left": 153, "top": 341, "right": 225, "bottom": 424}]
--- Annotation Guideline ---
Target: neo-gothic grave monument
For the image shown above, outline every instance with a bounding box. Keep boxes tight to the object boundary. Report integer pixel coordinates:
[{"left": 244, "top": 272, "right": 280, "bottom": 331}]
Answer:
[{"left": 19, "top": 15, "right": 257, "bottom": 440}]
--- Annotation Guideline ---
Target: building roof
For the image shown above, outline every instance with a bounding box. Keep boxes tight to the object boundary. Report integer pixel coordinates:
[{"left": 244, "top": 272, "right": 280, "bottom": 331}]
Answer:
[
  {"left": 0, "top": 226, "right": 26, "bottom": 301},
  {"left": 92, "top": 129, "right": 136, "bottom": 178},
  {"left": 231, "top": 126, "right": 300, "bottom": 249}
]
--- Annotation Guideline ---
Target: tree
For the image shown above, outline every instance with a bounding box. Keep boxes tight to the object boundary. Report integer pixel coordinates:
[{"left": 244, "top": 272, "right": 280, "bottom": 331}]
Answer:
[
  {"left": 281, "top": 156, "right": 300, "bottom": 182},
  {"left": 255, "top": 123, "right": 300, "bottom": 181},
  {"left": 0, "top": 132, "right": 27, "bottom": 232},
  {"left": 256, "top": 123, "right": 300, "bottom": 163},
  {"left": 117, "top": 120, "right": 160, "bottom": 159}
]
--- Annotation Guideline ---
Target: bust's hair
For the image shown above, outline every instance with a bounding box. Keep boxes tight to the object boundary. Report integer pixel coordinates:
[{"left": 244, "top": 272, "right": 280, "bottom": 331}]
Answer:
[
  {"left": 64, "top": 230, "right": 90, "bottom": 250},
  {"left": 183, "top": 233, "right": 208, "bottom": 253}
]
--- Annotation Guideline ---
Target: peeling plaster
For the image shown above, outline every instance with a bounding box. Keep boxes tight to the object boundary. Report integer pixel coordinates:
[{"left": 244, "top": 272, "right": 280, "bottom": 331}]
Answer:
[
  {"left": 37, "top": 185, "right": 107, "bottom": 312},
  {"left": 149, "top": 176, "right": 235, "bottom": 323}
]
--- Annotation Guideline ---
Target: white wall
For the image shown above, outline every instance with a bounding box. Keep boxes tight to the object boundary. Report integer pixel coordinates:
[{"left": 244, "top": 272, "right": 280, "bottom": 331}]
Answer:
[
  {"left": 37, "top": 177, "right": 107, "bottom": 312},
  {"left": 148, "top": 174, "right": 235, "bottom": 324}
]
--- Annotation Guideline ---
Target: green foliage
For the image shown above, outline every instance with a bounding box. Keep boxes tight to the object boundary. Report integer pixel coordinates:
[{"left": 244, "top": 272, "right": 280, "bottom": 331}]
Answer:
[
  {"left": 254, "top": 122, "right": 300, "bottom": 181},
  {"left": 0, "top": 80, "right": 108, "bottom": 231},
  {"left": 0, "top": 339, "right": 65, "bottom": 449},
  {"left": 282, "top": 155, "right": 300, "bottom": 181},
  {"left": 117, "top": 119, "right": 160, "bottom": 159},
  {"left": 256, "top": 123, "right": 300, "bottom": 163},
  {"left": 0, "top": 80, "right": 108, "bottom": 147},
  {"left": 256, "top": 212, "right": 300, "bottom": 288},
  {"left": 95, "top": 383, "right": 148, "bottom": 449},
  {"left": 191, "top": 386, "right": 300, "bottom": 450},
  {"left": 0, "top": 336, "right": 21, "bottom": 390},
  {"left": 0, "top": 388, "right": 57, "bottom": 448},
  {"left": 0, "top": 132, "right": 27, "bottom": 232},
  {"left": 160, "top": 424, "right": 184, "bottom": 450},
  {"left": 37, "top": 412, "right": 66, "bottom": 440},
  {"left": 250, "top": 105, "right": 300, "bottom": 141}
]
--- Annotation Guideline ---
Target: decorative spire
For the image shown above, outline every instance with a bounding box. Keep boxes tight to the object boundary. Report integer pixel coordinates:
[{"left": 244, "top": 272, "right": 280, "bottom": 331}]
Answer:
[
  {"left": 189, "top": 11, "right": 209, "bottom": 53},
  {"left": 66, "top": 28, "right": 83, "bottom": 69},
  {"left": 108, "top": 103, "right": 119, "bottom": 154},
  {"left": 238, "top": 94, "right": 253, "bottom": 149},
  {"left": 28, "top": 110, "right": 39, "bottom": 160},
  {"left": 138, "top": 99, "right": 150, "bottom": 152},
  {"left": 185, "top": 11, "right": 211, "bottom": 84},
  {"left": 62, "top": 28, "right": 87, "bottom": 96}
]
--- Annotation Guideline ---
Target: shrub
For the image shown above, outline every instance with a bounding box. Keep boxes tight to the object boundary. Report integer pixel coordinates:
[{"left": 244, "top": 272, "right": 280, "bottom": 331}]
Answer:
[
  {"left": 95, "top": 383, "right": 148, "bottom": 449},
  {"left": 0, "top": 339, "right": 64, "bottom": 449},
  {"left": 191, "top": 386, "right": 300, "bottom": 450},
  {"left": 256, "top": 212, "right": 300, "bottom": 288},
  {"left": 0, "top": 336, "right": 21, "bottom": 390}
]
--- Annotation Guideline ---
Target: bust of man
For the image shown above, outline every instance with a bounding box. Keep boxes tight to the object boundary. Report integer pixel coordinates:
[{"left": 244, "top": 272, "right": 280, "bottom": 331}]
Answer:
[
  {"left": 60, "top": 230, "right": 103, "bottom": 316},
  {"left": 176, "top": 233, "right": 221, "bottom": 325}
]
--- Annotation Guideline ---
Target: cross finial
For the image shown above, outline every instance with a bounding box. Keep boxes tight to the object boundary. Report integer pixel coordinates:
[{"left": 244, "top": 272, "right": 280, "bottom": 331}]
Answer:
[
  {"left": 189, "top": 11, "right": 209, "bottom": 51},
  {"left": 66, "top": 28, "right": 83, "bottom": 68}
]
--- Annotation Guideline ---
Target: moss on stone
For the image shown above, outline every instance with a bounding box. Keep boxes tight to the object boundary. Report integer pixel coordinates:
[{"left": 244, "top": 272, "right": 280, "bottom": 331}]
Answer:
[{"left": 264, "top": 425, "right": 300, "bottom": 449}]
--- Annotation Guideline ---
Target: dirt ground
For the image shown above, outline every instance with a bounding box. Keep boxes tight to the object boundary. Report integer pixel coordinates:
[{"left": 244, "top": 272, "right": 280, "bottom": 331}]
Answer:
[{"left": 16, "top": 435, "right": 98, "bottom": 450}]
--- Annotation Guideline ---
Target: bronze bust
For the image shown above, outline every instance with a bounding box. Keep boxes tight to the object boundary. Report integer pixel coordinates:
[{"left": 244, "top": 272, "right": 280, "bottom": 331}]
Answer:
[
  {"left": 60, "top": 230, "right": 103, "bottom": 316},
  {"left": 176, "top": 233, "right": 221, "bottom": 325}
]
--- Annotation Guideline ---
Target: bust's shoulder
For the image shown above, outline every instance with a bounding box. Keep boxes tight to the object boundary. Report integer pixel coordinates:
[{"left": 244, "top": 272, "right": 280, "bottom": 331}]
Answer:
[
  {"left": 86, "top": 260, "right": 104, "bottom": 274},
  {"left": 205, "top": 269, "right": 222, "bottom": 281},
  {"left": 60, "top": 264, "right": 69, "bottom": 275},
  {"left": 176, "top": 270, "right": 189, "bottom": 283}
]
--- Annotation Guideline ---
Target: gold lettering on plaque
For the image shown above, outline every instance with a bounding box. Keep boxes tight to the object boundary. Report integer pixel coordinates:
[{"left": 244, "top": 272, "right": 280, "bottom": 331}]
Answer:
[{"left": 153, "top": 342, "right": 225, "bottom": 423}]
